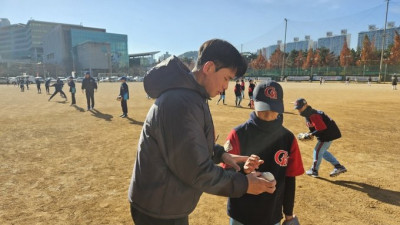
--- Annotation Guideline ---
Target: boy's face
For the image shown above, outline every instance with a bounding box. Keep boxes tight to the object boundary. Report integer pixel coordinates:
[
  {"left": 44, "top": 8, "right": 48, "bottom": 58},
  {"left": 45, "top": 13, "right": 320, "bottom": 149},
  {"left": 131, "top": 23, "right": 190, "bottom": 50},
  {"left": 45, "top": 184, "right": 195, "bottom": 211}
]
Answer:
[{"left": 202, "top": 61, "right": 236, "bottom": 98}]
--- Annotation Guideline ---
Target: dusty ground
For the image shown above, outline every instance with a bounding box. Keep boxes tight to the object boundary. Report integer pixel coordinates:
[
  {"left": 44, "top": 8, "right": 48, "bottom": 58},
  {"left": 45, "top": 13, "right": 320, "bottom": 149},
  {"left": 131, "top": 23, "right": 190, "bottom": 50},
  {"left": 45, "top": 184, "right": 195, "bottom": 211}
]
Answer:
[{"left": 0, "top": 81, "right": 399, "bottom": 225}]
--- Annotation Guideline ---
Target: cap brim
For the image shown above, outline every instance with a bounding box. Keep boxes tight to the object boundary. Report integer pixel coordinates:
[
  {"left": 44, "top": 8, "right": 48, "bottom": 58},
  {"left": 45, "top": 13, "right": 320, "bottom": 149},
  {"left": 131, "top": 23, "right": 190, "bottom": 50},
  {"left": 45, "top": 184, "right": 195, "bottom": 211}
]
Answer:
[
  {"left": 254, "top": 101, "right": 284, "bottom": 113},
  {"left": 294, "top": 105, "right": 302, "bottom": 110}
]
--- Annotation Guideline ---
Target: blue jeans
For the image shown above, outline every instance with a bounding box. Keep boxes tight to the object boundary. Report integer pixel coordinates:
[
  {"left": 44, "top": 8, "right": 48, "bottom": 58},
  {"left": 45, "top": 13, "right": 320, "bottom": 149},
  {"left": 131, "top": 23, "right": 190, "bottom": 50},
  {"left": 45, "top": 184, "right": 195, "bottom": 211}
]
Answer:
[
  {"left": 230, "top": 217, "right": 280, "bottom": 225},
  {"left": 312, "top": 141, "right": 340, "bottom": 170}
]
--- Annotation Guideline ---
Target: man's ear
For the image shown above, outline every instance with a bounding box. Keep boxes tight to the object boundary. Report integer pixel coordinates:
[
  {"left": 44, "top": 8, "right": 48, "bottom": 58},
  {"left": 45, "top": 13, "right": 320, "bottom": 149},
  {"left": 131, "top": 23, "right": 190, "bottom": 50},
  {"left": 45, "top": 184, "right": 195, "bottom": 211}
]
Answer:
[{"left": 202, "top": 61, "right": 215, "bottom": 75}]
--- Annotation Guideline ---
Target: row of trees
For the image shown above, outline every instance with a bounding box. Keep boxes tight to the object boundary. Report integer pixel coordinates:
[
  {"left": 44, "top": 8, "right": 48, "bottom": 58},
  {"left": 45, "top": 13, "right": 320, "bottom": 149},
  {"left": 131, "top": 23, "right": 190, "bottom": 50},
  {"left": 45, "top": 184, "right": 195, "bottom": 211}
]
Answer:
[{"left": 249, "top": 31, "right": 400, "bottom": 74}]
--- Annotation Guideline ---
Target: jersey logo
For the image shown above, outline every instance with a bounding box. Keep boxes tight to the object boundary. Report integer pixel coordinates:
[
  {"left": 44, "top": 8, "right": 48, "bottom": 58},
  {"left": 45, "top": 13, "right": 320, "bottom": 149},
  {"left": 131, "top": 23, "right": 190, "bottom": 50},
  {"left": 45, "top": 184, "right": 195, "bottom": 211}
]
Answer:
[
  {"left": 264, "top": 86, "right": 277, "bottom": 99},
  {"left": 224, "top": 140, "right": 232, "bottom": 152},
  {"left": 274, "top": 150, "right": 289, "bottom": 167}
]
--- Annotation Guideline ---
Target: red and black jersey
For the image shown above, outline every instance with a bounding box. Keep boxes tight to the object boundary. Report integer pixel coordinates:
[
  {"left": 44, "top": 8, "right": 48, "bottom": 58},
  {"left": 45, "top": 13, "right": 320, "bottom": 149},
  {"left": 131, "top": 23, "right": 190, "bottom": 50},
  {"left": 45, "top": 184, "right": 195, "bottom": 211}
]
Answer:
[
  {"left": 303, "top": 107, "right": 341, "bottom": 142},
  {"left": 234, "top": 84, "right": 242, "bottom": 96},
  {"left": 248, "top": 83, "right": 256, "bottom": 97},
  {"left": 222, "top": 112, "right": 304, "bottom": 224}
]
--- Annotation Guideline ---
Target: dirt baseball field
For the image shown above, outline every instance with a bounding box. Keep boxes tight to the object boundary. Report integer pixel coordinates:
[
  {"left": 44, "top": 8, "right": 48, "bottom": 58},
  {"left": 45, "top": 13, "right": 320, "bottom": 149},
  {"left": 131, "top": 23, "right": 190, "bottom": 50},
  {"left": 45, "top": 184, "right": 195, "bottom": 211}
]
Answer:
[{"left": 1, "top": 81, "right": 399, "bottom": 225}]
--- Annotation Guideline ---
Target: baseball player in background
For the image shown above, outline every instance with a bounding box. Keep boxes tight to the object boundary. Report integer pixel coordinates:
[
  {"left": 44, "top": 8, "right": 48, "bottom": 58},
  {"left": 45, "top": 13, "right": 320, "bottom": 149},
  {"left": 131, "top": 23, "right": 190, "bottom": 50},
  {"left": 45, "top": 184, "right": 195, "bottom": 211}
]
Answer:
[
  {"left": 223, "top": 81, "right": 304, "bottom": 225},
  {"left": 294, "top": 98, "right": 347, "bottom": 178}
]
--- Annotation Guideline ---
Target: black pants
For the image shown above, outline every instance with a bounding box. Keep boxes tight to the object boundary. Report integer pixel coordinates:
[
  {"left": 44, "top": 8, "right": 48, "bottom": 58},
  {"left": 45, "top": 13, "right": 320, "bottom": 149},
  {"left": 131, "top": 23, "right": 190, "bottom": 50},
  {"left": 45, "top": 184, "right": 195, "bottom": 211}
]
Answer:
[
  {"left": 130, "top": 203, "right": 188, "bottom": 225},
  {"left": 49, "top": 90, "right": 67, "bottom": 100},
  {"left": 71, "top": 93, "right": 76, "bottom": 104},
  {"left": 121, "top": 99, "right": 127, "bottom": 114},
  {"left": 45, "top": 85, "right": 50, "bottom": 94},
  {"left": 37, "top": 85, "right": 41, "bottom": 93},
  {"left": 85, "top": 90, "right": 95, "bottom": 108}
]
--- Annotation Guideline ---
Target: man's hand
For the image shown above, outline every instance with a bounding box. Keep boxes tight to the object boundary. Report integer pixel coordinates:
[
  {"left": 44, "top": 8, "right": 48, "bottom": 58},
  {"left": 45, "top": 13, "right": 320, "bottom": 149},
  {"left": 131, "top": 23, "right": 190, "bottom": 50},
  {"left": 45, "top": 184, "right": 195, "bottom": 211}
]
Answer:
[
  {"left": 221, "top": 153, "right": 248, "bottom": 172},
  {"left": 243, "top": 154, "right": 264, "bottom": 174},
  {"left": 246, "top": 172, "right": 276, "bottom": 195}
]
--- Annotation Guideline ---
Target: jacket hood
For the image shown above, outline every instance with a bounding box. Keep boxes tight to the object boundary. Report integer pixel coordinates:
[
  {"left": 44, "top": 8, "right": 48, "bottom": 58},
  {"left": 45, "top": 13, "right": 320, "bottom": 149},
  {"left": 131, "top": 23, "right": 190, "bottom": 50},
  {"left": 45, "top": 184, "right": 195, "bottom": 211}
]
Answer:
[{"left": 144, "top": 56, "right": 209, "bottom": 99}]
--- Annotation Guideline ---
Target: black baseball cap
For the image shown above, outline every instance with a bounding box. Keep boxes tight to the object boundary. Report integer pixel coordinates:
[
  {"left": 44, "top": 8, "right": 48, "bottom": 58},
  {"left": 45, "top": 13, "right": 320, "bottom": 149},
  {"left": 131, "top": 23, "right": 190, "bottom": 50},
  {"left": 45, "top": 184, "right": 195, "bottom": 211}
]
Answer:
[
  {"left": 294, "top": 98, "right": 307, "bottom": 109},
  {"left": 85, "top": 71, "right": 90, "bottom": 75},
  {"left": 253, "top": 81, "right": 284, "bottom": 113}
]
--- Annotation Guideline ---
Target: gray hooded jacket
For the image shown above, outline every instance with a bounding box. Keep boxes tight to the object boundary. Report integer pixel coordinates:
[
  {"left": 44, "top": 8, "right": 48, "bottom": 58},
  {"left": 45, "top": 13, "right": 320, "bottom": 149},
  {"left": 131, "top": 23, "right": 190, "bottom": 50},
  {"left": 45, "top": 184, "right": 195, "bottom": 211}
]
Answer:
[{"left": 128, "top": 56, "right": 248, "bottom": 219}]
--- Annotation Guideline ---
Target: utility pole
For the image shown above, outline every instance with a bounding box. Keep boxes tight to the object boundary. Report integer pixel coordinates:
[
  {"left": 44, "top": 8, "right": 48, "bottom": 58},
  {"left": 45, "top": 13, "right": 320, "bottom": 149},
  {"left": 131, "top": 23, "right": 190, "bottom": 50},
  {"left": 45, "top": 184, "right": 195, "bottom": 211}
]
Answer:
[
  {"left": 281, "top": 18, "right": 287, "bottom": 78},
  {"left": 379, "top": 0, "right": 390, "bottom": 82}
]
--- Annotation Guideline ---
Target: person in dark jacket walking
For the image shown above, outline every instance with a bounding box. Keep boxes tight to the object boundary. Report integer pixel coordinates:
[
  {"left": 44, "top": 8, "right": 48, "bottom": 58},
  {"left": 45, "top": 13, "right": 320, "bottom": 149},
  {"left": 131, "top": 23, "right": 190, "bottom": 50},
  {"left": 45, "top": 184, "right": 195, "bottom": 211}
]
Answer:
[
  {"left": 19, "top": 79, "right": 25, "bottom": 92},
  {"left": 35, "top": 77, "right": 41, "bottom": 94},
  {"left": 117, "top": 76, "right": 129, "bottom": 117},
  {"left": 45, "top": 78, "right": 51, "bottom": 94},
  {"left": 68, "top": 76, "right": 76, "bottom": 105},
  {"left": 48, "top": 79, "right": 67, "bottom": 101},
  {"left": 128, "top": 39, "right": 276, "bottom": 225},
  {"left": 223, "top": 81, "right": 304, "bottom": 225},
  {"left": 294, "top": 98, "right": 346, "bottom": 177},
  {"left": 81, "top": 72, "right": 97, "bottom": 110},
  {"left": 234, "top": 80, "right": 242, "bottom": 107}
]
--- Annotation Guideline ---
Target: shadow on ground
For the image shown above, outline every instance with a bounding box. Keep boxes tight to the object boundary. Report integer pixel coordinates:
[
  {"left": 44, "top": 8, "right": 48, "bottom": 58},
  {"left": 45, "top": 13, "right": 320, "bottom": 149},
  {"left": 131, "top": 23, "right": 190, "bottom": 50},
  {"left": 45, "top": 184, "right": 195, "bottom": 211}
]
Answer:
[
  {"left": 72, "top": 105, "right": 85, "bottom": 112},
  {"left": 90, "top": 109, "right": 113, "bottom": 121},
  {"left": 126, "top": 117, "right": 144, "bottom": 126},
  {"left": 319, "top": 177, "right": 400, "bottom": 206}
]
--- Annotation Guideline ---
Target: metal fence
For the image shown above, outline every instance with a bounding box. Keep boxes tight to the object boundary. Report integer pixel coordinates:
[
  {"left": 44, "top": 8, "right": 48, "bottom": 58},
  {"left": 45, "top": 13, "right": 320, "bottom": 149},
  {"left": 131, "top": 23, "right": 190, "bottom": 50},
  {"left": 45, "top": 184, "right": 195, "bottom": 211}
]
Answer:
[{"left": 247, "top": 64, "right": 400, "bottom": 82}]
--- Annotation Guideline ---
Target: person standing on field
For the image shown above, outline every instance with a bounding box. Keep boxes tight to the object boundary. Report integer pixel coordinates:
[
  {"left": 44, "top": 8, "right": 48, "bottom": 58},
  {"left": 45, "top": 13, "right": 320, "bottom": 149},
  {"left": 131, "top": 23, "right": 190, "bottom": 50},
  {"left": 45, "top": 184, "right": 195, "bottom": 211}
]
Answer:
[
  {"left": 128, "top": 39, "right": 276, "bottom": 225},
  {"left": 68, "top": 76, "right": 76, "bottom": 105},
  {"left": 294, "top": 98, "right": 347, "bottom": 178},
  {"left": 81, "top": 72, "right": 97, "bottom": 110},
  {"left": 234, "top": 80, "right": 242, "bottom": 107},
  {"left": 45, "top": 78, "right": 51, "bottom": 94},
  {"left": 223, "top": 81, "right": 304, "bottom": 225},
  {"left": 392, "top": 75, "right": 398, "bottom": 90},
  {"left": 118, "top": 76, "right": 129, "bottom": 118},
  {"left": 35, "top": 77, "right": 41, "bottom": 94}
]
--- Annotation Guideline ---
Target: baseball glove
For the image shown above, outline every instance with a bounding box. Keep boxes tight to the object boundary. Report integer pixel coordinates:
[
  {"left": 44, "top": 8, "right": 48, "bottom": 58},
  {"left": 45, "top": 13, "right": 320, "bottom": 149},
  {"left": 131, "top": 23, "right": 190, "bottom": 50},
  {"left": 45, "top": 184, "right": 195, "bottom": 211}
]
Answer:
[
  {"left": 297, "top": 132, "right": 313, "bottom": 141},
  {"left": 282, "top": 216, "right": 300, "bottom": 225},
  {"left": 116, "top": 96, "right": 122, "bottom": 101}
]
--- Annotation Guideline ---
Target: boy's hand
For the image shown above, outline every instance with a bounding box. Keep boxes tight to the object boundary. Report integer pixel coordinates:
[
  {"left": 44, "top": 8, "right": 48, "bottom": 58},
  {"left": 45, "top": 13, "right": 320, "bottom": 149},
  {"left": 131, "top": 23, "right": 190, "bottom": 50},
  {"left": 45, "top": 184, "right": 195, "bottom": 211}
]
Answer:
[
  {"left": 244, "top": 154, "right": 264, "bottom": 174},
  {"left": 283, "top": 215, "right": 300, "bottom": 225},
  {"left": 221, "top": 153, "right": 248, "bottom": 172},
  {"left": 246, "top": 172, "right": 276, "bottom": 195}
]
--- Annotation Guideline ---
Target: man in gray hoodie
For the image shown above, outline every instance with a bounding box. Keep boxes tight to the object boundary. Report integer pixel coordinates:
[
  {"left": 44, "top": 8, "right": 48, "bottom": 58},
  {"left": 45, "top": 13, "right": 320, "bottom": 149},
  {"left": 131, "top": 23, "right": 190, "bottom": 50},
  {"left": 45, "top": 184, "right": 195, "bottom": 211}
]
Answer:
[{"left": 128, "top": 39, "right": 276, "bottom": 225}]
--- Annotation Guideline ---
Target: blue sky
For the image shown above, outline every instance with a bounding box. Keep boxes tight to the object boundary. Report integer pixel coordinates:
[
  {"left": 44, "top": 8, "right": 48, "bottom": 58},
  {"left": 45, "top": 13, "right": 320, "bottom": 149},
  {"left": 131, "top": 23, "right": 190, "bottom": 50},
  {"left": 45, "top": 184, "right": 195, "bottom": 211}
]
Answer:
[{"left": 2, "top": 0, "right": 400, "bottom": 57}]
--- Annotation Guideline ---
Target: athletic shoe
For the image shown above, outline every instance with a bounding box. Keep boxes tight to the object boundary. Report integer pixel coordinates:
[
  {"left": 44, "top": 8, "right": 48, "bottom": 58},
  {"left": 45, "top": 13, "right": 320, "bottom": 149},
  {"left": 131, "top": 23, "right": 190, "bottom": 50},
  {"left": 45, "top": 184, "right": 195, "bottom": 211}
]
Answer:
[
  {"left": 121, "top": 114, "right": 127, "bottom": 118},
  {"left": 306, "top": 169, "right": 319, "bottom": 177},
  {"left": 330, "top": 166, "right": 347, "bottom": 177}
]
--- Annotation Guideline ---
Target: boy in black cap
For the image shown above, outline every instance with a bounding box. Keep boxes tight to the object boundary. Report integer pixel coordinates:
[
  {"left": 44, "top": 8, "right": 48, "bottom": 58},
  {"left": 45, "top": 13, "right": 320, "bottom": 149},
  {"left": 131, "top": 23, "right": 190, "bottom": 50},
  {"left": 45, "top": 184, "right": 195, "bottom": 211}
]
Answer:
[
  {"left": 68, "top": 76, "right": 76, "bottom": 105},
  {"left": 294, "top": 98, "right": 347, "bottom": 177},
  {"left": 117, "top": 76, "right": 129, "bottom": 118},
  {"left": 223, "top": 81, "right": 304, "bottom": 225}
]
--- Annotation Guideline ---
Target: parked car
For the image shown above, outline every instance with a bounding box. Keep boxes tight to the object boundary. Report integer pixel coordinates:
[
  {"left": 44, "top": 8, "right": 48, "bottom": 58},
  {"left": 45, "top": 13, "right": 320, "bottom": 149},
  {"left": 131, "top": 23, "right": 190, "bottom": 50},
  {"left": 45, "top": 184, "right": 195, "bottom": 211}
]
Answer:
[
  {"left": 133, "top": 76, "right": 144, "bottom": 82},
  {"left": 0, "top": 77, "right": 8, "bottom": 84}
]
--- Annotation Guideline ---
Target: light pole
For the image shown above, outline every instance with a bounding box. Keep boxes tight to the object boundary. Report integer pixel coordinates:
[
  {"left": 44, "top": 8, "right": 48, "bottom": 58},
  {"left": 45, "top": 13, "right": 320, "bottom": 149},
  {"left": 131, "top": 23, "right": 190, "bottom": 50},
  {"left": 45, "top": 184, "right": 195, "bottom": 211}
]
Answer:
[
  {"left": 281, "top": 18, "right": 287, "bottom": 78},
  {"left": 379, "top": 0, "right": 390, "bottom": 82}
]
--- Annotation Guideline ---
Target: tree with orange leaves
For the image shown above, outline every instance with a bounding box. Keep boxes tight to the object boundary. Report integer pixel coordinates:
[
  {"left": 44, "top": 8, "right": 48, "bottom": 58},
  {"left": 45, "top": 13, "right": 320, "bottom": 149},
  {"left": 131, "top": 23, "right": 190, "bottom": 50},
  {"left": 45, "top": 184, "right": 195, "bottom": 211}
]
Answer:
[
  {"left": 250, "top": 51, "right": 269, "bottom": 70},
  {"left": 360, "top": 35, "right": 376, "bottom": 66},
  {"left": 302, "top": 48, "right": 314, "bottom": 70},
  {"left": 388, "top": 31, "right": 400, "bottom": 65},
  {"left": 340, "top": 38, "right": 353, "bottom": 67},
  {"left": 269, "top": 48, "right": 284, "bottom": 69}
]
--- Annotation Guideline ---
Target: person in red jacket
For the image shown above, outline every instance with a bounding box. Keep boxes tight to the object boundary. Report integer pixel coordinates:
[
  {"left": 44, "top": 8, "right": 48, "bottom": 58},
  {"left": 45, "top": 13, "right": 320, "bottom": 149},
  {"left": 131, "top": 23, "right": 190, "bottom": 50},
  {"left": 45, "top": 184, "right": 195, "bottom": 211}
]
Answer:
[
  {"left": 294, "top": 98, "right": 347, "bottom": 178},
  {"left": 247, "top": 79, "right": 255, "bottom": 108}
]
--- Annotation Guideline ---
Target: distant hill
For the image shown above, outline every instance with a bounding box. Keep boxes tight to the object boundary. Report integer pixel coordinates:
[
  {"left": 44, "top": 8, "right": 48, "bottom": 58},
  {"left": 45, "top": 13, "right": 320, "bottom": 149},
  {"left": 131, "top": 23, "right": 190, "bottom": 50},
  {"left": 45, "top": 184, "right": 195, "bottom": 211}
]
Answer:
[{"left": 178, "top": 51, "right": 198, "bottom": 60}]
